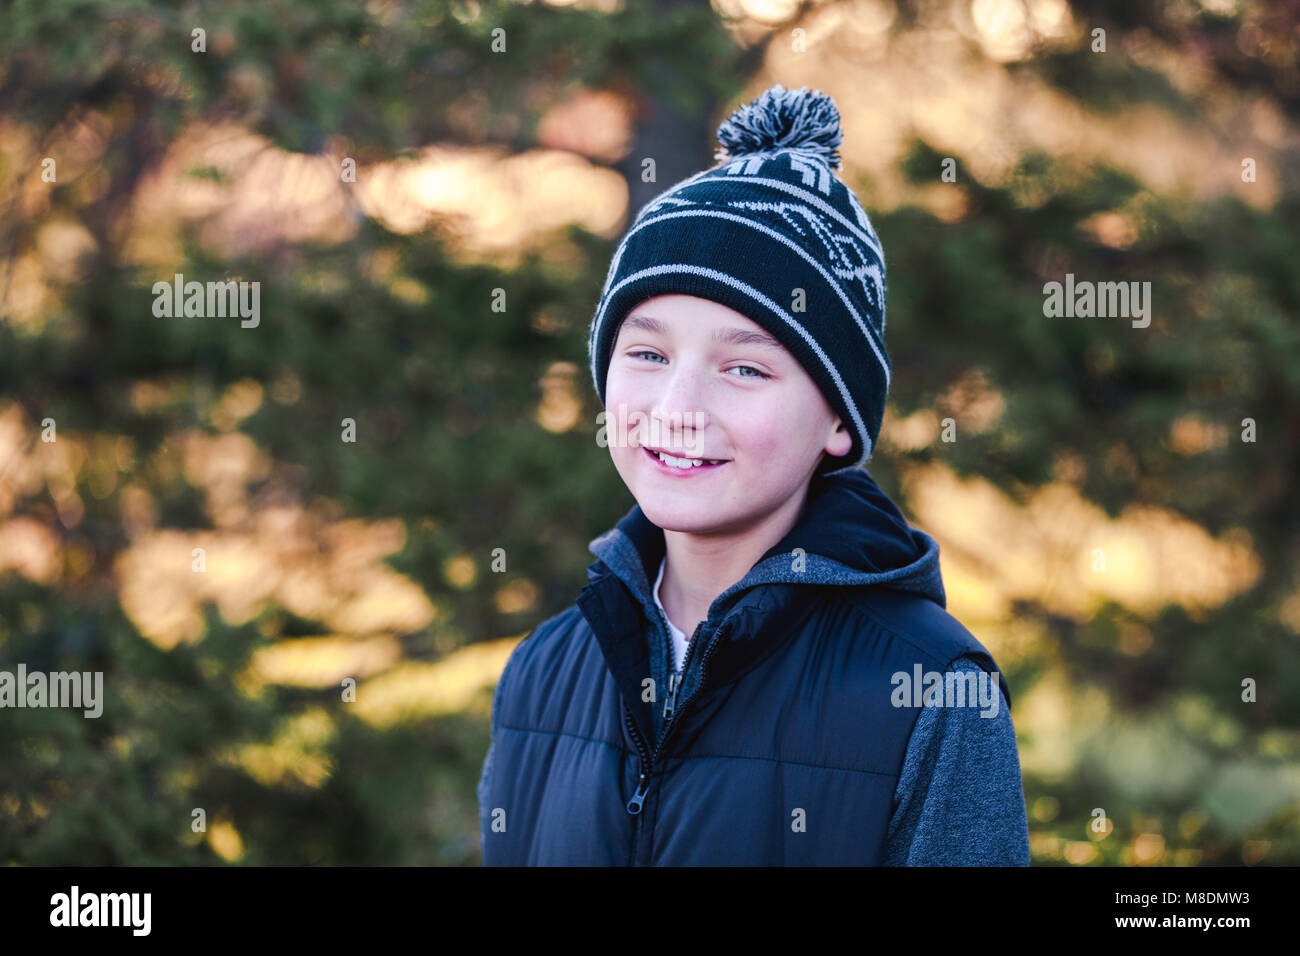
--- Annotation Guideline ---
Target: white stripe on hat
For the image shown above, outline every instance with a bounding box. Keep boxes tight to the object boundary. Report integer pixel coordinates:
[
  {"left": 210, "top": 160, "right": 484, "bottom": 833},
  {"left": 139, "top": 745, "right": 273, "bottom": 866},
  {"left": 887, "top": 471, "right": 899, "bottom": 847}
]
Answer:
[
  {"left": 589, "top": 208, "right": 890, "bottom": 390},
  {"left": 701, "top": 171, "right": 884, "bottom": 261}
]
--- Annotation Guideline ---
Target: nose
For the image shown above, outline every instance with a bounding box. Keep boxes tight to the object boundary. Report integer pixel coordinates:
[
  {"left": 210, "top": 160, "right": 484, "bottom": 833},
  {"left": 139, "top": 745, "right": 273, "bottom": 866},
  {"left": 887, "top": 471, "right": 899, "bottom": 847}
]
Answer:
[{"left": 647, "top": 362, "right": 709, "bottom": 453}]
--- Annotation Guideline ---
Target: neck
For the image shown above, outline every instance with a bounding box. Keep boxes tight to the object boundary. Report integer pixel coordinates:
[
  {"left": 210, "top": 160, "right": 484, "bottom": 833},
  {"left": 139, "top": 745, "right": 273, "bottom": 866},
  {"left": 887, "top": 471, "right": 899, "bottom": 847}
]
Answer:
[{"left": 657, "top": 481, "right": 812, "bottom": 639}]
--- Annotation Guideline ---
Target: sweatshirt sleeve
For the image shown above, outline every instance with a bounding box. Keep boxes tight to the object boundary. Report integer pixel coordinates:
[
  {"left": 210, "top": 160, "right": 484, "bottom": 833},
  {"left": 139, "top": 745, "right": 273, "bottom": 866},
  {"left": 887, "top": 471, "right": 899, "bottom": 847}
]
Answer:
[{"left": 883, "top": 654, "right": 1031, "bottom": 866}]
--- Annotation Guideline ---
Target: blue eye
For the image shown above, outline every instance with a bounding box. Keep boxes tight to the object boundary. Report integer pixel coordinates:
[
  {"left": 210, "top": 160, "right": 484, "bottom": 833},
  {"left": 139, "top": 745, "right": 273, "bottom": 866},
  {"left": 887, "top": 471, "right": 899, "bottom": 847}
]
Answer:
[{"left": 626, "top": 352, "right": 770, "bottom": 380}]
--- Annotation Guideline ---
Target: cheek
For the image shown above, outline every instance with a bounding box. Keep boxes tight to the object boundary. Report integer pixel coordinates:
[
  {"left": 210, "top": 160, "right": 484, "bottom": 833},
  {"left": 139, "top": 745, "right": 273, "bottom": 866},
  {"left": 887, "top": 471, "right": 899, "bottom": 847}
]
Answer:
[
  {"left": 605, "top": 368, "right": 646, "bottom": 407},
  {"left": 725, "top": 394, "right": 802, "bottom": 456},
  {"left": 604, "top": 372, "right": 652, "bottom": 452},
  {"left": 604, "top": 372, "right": 648, "bottom": 435}
]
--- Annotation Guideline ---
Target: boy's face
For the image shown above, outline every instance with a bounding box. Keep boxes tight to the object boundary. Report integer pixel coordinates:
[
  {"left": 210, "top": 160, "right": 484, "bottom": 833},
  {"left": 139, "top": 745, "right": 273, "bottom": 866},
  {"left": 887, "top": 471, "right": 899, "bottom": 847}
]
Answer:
[{"left": 605, "top": 294, "right": 853, "bottom": 536}]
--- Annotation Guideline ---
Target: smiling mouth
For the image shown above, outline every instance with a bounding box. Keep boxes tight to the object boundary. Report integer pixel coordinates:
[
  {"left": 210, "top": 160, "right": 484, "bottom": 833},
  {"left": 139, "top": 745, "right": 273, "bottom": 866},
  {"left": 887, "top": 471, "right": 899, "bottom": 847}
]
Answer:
[{"left": 643, "top": 447, "right": 729, "bottom": 470}]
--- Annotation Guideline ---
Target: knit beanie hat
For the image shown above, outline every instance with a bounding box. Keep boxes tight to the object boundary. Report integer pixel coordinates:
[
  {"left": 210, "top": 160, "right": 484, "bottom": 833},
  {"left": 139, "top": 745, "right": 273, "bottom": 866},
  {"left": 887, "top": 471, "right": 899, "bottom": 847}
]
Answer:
[{"left": 587, "top": 83, "right": 890, "bottom": 477}]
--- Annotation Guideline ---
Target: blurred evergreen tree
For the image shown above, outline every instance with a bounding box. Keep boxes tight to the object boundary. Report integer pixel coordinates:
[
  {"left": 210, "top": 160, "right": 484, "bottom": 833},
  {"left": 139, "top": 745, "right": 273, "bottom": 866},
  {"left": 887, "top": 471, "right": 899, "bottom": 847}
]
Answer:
[{"left": 0, "top": 0, "right": 1296, "bottom": 865}]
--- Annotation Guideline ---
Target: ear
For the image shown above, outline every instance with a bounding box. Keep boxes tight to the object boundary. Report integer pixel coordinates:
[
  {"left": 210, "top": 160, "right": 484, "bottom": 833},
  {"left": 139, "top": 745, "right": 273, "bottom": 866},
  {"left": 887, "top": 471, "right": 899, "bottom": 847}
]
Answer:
[{"left": 825, "top": 415, "right": 853, "bottom": 458}]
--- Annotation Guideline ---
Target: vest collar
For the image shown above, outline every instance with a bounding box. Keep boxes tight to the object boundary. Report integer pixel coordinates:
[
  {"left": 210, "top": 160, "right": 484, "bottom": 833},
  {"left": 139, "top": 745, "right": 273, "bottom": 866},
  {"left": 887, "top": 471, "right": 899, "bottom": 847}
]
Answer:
[{"left": 577, "top": 468, "right": 948, "bottom": 746}]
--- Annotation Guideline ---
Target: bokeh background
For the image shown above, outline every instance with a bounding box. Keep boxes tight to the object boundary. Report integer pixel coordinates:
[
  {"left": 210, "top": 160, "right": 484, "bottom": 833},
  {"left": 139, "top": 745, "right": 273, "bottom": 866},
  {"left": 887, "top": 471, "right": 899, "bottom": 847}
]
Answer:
[{"left": 1, "top": 0, "right": 1298, "bottom": 866}]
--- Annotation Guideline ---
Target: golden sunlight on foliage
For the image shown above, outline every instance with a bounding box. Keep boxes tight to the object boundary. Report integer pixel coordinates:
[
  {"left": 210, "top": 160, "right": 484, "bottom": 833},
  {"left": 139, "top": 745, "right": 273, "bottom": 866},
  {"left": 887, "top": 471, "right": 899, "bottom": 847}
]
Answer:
[
  {"left": 1169, "top": 415, "right": 1230, "bottom": 455},
  {"left": 223, "top": 707, "right": 336, "bottom": 789},
  {"left": 0, "top": 406, "right": 104, "bottom": 575},
  {"left": 494, "top": 578, "right": 540, "bottom": 615},
  {"left": 351, "top": 636, "right": 519, "bottom": 729},
  {"left": 0, "top": 113, "right": 106, "bottom": 326},
  {"left": 880, "top": 406, "right": 942, "bottom": 451},
  {"left": 536, "top": 361, "right": 583, "bottom": 433},
  {"left": 126, "top": 122, "right": 354, "bottom": 264},
  {"left": 0, "top": 404, "right": 87, "bottom": 526},
  {"left": 0, "top": 517, "right": 61, "bottom": 584},
  {"left": 1012, "top": 669, "right": 1109, "bottom": 779},
  {"left": 247, "top": 634, "right": 403, "bottom": 688},
  {"left": 967, "top": 0, "right": 1076, "bottom": 63},
  {"left": 902, "top": 461, "right": 1262, "bottom": 622},
  {"left": 758, "top": 4, "right": 1285, "bottom": 211},
  {"left": 1280, "top": 584, "right": 1300, "bottom": 635},
  {"left": 1078, "top": 210, "right": 1141, "bottom": 250},
  {"left": 206, "top": 819, "right": 246, "bottom": 862},
  {"left": 938, "top": 369, "right": 1005, "bottom": 432},
  {"left": 115, "top": 514, "right": 436, "bottom": 650},
  {"left": 443, "top": 554, "right": 477, "bottom": 589},
  {"left": 880, "top": 376, "right": 1004, "bottom": 451},
  {"left": 119, "top": 121, "right": 628, "bottom": 274},
  {"left": 358, "top": 146, "right": 628, "bottom": 266},
  {"left": 112, "top": 427, "right": 436, "bottom": 649},
  {"left": 210, "top": 380, "right": 265, "bottom": 433},
  {"left": 1064, "top": 840, "right": 1099, "bottom": 864},
  {"left": 180, "top": 431, "right": 272, "bottom": 528},
  {"left": 536, "top": 87, "right": 636, "bottom": 163}
]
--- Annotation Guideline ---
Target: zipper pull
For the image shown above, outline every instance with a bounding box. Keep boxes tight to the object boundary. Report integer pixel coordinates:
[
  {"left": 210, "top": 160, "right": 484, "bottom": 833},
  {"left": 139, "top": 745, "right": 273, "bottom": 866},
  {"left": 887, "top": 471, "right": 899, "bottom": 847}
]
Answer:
[
  {"left": 662, "top": 672, "right": 680, "bottom": 721},
  {"left": 626, "top": 773, "right": 649, "bottom": 815}
]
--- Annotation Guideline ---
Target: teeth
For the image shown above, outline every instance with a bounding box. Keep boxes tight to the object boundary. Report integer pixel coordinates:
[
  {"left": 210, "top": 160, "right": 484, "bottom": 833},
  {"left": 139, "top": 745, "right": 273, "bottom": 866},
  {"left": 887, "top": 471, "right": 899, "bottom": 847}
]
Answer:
[{"left": 654, "top": 450, "right": 720, "bottom": 469}]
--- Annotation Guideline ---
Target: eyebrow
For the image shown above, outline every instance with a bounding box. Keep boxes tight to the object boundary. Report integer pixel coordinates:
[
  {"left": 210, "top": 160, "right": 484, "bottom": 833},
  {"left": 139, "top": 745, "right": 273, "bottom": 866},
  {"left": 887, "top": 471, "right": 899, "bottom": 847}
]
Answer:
[{"left": 622, "top": 314, "right": 785, "bottom": 351}]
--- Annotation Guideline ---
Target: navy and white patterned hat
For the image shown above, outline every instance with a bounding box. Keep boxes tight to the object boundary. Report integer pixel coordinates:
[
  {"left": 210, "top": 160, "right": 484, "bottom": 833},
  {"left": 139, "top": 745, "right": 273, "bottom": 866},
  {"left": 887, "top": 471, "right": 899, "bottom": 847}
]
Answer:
[{"left": 587, "top": 83, "right": 890, "bottom": 476}]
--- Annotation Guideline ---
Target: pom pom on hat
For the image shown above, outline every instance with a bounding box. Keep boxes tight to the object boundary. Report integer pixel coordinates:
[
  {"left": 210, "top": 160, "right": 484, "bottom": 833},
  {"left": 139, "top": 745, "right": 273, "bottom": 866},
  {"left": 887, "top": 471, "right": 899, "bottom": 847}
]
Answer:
[{"left": 714, "top": 84, "right": 843, "bottom": 170}]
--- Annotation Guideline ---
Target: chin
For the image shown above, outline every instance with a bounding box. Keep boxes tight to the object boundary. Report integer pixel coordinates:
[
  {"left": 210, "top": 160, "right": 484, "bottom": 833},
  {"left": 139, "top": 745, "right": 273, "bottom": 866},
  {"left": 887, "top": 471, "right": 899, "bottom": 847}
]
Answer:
[{"left": 637, "top": 497, "right": 725, "bottom": 531}]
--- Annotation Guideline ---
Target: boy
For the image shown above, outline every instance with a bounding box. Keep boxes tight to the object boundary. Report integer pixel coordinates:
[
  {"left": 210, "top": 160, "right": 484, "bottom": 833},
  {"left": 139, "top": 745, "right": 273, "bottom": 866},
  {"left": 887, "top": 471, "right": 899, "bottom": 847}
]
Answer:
[{"left": 478, "top": 84, "right": 1030, "bottom": 865}]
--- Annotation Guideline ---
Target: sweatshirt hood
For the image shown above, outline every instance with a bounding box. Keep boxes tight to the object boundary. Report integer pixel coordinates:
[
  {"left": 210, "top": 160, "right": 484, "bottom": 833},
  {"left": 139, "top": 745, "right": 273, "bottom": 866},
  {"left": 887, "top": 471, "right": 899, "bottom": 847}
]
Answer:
[{"left": 586, "top": 467, "right": 946, "bottom": 622}]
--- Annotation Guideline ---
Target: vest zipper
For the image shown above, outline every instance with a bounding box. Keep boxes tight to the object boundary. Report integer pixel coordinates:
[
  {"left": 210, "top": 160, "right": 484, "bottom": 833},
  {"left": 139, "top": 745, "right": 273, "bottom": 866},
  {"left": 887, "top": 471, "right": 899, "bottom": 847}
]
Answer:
[
  {"left": 622, "top": 617, "right": 734, "bottom": 867},
  {"left": 626, "top": 773, "right": 649, "bottom": 814},
  {"left": 663, "top": 619, "right": 705, "bottom": 722},
  {"left": 625, "top": 605, "right": 686, "bottom": 820},
  {"left": 622, "top": 699, "right": 651, "bottom": 815},
  {"left": 623, "top": 618, "right": 713, "bottom": 815},
  {"left": 652, "top": 620, "right": 730, "bottom": 765},
  {"left": 662, "top": 671, "right": 680, "bottom": 721}
]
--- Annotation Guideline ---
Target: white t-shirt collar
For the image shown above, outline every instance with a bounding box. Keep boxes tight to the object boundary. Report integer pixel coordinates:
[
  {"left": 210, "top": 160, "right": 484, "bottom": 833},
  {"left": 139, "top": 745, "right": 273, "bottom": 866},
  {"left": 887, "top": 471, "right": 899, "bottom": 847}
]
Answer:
[{"left": 652, "top": 555, "right": 690, "bottom": 674}]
